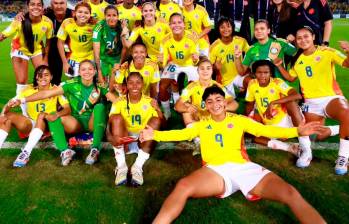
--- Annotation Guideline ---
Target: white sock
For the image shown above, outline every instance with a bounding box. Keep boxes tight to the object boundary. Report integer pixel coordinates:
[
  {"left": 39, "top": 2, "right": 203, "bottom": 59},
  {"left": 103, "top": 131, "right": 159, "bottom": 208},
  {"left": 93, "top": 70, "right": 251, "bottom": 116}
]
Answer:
[
  {"left": 328, "top": 125, "right": 340, "bottom": 136},
  {"left": 298, "top": 136, "right": 311, "bottom": 154},
  {"left": 339, "top": 139, "right": 349, "bottom": 158},
  {"left": 22, "top": 128, "right": 43, "bottom": 155},
  {"left": 113, "top": 146, "right": 126, "bottom": 168},
  {"left": 161, "top": 100, "right": 171, "bottom": 119},
  {"left": 0, "top": 129, "right": 9, "bottom": 149},
  {"left": 172, "top": 92, "right": 180, "bottom": 103},
  {"left": 16, "top": 84, "right": 28, "bottom": 117},
  {"left": 134, "top": 149, "right": 150, "bottom": 169},
  {"left": 267, "top": 139, "right": 290, "bottom": 152}
]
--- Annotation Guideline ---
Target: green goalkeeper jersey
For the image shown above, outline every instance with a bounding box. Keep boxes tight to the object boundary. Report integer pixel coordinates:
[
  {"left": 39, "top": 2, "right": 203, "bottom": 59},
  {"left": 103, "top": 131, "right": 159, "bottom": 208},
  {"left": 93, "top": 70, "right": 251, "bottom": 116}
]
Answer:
[
  {"left": 92, "top": 20, "right": 122, "bottom": 62},
  {"left": 61, "top": 77, "right": 108, "bottom": 118}
]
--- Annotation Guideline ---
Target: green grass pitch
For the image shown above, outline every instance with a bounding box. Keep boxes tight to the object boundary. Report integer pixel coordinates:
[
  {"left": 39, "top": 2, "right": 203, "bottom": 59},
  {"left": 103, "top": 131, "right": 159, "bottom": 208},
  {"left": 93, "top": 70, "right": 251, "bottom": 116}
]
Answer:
[{"left": 0, "top": 19, "right": 349, "bottom": 223}]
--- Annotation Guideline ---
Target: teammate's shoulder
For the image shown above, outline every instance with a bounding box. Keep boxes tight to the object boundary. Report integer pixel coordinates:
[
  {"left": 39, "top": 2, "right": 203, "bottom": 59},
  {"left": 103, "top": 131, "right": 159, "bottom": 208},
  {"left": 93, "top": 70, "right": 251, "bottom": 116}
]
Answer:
[
  {"left": 234, "top": 36, "right": 248, "bottom": 43},
  {"left": 42, "top": 15, "right": 53, "bottom": 24},
  {"left": 145, "top": 59, "right": 158, "bottom": 69},
  {"left": 318, "top": 46, "right": 336, "bottom": 52},
  {"left": 62, "top": 78, "right": 79, "bottom": 85},
  {"left": 210, "top": 39, "right": 222, "bottom": 49},
  {"left": 195, "top": 4, "right": 206, "bottom": 12},
  {"left": 142, "top": 95, "right": 153, "bottom": 103},
  {"left": 94, "top": 21, "right": 105, "bottom": 31},
  {"left": 276, "top": 37, "right": 288, "bottom": 44},
  {"left": 114, "top": 95, "right": 126, "bottom": 103},
  {"left": 248, "top": 79, "right": 258, "bottom": 87},
  {"left": 185, "top": 31, "right": 198, "bottom": 41},
  {"left": 186, "top": 81, "right": 199, "bottom": 90},
  {"left": 162, "top": 33, "right": 172, "bottom": 43},
  {"left": 62, "top": 18, "right": 75, "bottom": 26}
]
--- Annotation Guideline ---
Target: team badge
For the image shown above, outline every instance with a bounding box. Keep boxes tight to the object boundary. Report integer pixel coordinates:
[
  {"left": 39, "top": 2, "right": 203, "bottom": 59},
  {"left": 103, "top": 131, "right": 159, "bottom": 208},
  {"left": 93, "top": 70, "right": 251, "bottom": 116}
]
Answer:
[
  {"left": 132, "top": 13, "right": 136, "bottom": 17},
  {"left": 315, "top": 56, "right": 321, "bottom": 62},
  {"left": 144, "top": 71, "right": 150, "bottom": 76},
  {"left": 42, "top": 27, "right": 47, "bottom": 31},
  {"left": 270, "top": 47, "right": 279, "bottom": 55},
  {"left": 184, "top": 44, "right": 189, "bottom": 49},
  {"left": 143, "top": 105, "right": 148, "bottom": 110},
  {"left": 169, "top": 7, "right": 173, "bottom": 11},
  {"left": 227, "top": 123, "right": 233, "bottom": 129},
  {"left": 308, "top": 8, "right": 315, "bottom": 15},
  {"left": 270, "top": 88, "right": 275, "bottom": 94},
  {"left": 157, "top": 28, "right": 162, "bottom": 33},
  {"left": 195, "top": 14, "right": 199, "bottom": 19}
]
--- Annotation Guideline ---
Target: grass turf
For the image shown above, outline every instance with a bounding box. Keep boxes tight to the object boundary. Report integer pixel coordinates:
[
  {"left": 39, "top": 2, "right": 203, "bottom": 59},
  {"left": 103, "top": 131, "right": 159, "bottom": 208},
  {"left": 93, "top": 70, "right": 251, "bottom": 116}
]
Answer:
[{"left": 0, "top": 19, "right": 349, "bottom": 223}]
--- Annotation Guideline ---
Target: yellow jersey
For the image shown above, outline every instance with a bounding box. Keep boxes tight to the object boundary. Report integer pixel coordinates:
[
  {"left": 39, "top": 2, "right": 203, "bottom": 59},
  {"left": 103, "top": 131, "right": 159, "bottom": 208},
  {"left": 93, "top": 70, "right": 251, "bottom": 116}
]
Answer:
[
  {"left": 245, "top": 78, "right": 292, "bottom": 125},
  {"left": 289, "top": 46, "right": 346, "bottom": 99},
  {"left": 160, "top": 31, "right": 199, "bottom": 67},
  {"left": 182, "top": 4, "right": 211, "bottom": 36},
  {"left": 57, "top": 18, "right": 94, "bottom": 62},
  {"left": 156, "top": 2, "right": 182, "bottom": 23},
  {"left": 1, "top": 15, "right": 53, "bottom": 56},
  {"left": 181, "top": 80, "right": 230, "bottom": 114},
  {"left": 88, "top": 0, "right": 109, "bottom": 21},
  {"left": 109, "top": 95, "right": 158, "bottom": 133},
  {"left": 117, "top": 5, "right": 142, "bottom": 30},
  {"left": 19, "top": 85, "right": 69, "bottom": 121},
  {"left": 154, "top": 113, "right": 298, "bottom": 165},
  {"left": 128, "top": 21, "right": 171, "bottom": 62},
  {"left": 209, "top": 37, "right": 250, "bottom": 86},
  {"left": 115, "top": 59, "right": 160, "bottom": 96}
]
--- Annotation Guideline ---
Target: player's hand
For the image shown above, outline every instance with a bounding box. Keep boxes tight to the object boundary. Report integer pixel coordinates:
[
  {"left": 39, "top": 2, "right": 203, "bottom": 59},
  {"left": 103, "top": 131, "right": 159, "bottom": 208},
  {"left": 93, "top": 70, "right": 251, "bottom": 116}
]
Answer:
[
  {"left": 113, "top": 63, "right": 121, "bottom": 71},
  {"left": 97, "top": 70, "right": 105, "bottom": 84},
  {"left": 286, "top": 34, "right": 295, "bottom": 43},
  {"left": 264, "top": 102, "right": 276, "bottom": 119},
  {"left": 273, "top": 57, "right": 283, "bottom": 67},
  {"left": 234, "top": 48, "right": 242, "bottom": 59},
  {"left": 192, "top": 54, "right": 199, "bottom": 64},
  {"left": 150, "top": 99, "right": 161, "bottom": 112},
  {"left": 339, "top": 41, "right": 349, "bottom": 54},
  {"left": 63, "top": 62, "right": 71, "bottom": 74},
  {"left": 186, "top": 104, "right": 198, "bottom": 114},
  {"left": 215, "top": 58, "right": 222, "bottom": 71},
  {"left": 45, "top": 113, "right": 59, "bottom": 122},
  {"left": 14, "top": 11, "right": 25, "bottom": 22},
  {"left": 297, "top": 121, "right": 327, "bottom": 136},
  {"left": 157, "top": 53, "right": 164, "bottom": 64},
  {"left": 140, "top": 125, "right": 154, "bottom": 142},
  {"left": 8, "top": 99, "right": 21, "bottom": 108},
  {"left": 120, "top": 62, "right": 129, "bottom": 70}
]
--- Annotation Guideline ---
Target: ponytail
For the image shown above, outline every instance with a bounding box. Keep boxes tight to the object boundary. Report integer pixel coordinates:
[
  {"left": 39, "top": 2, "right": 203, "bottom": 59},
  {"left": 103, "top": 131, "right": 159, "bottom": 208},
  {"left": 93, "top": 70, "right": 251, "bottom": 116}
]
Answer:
[{"left": 22, "top": 13, "right": 34, "bottom": 53}]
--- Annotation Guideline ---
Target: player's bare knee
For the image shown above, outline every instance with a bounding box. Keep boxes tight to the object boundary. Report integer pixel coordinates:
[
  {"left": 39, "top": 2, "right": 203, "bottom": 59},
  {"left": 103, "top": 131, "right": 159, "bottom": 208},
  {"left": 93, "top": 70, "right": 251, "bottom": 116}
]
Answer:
[
  {"left": 280, "top": 184, "right": 301, "bottom": 204},
  {"left": 175, "top": 178, "right": 195, "bottom": 197}
]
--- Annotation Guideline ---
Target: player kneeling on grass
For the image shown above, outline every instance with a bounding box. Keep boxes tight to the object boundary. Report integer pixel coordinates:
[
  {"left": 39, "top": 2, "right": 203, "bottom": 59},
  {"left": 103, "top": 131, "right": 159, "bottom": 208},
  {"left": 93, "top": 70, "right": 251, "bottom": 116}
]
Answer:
[
  {"left": 12, "top": 60, "right": 114, "bottom": 166},
  {"left": 278, "top": 27, "right": 349, "bottom": 175},
  {"left": 0, "top": 65, "right": 70, "bottom": 167},
  {"left": 245, "top": 60, "right": 313, "bottom": 168},
  {"left": 140, "top": 85, "right": 326, "bottom": 224},
  {"left": 175, "top": 57, "right": 238, "bottom": 155},
  {"left": 107, "top": 72, "right": 163, "bottom": 186}
]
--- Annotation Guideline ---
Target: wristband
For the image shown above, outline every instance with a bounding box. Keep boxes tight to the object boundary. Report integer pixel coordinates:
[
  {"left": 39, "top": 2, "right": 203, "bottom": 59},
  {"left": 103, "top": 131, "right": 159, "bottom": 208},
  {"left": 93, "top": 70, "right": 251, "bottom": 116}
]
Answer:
[{"left": 322, "top": 41, "right": 329, "bottom": 46}]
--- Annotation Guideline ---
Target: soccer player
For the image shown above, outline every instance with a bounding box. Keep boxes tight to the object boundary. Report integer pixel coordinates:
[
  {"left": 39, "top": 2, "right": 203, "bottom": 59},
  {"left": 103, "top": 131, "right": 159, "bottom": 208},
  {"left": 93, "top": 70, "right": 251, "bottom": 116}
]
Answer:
[
  {"left": 115, "top": 43, "right": 160, "bottom": 98},
  {"left": 209, "top": 17, "right": 250, "bottom": 98},
  {"left": 182, "top": 0, "right": 212, "bottom": 57},
  {"left": 117, "top": 0, "right": 142, "bottom": 30},
  {"left": 93, "top": 5, "right": 125, "bottom": 86},
  {"left": 0, "top": 0, "right": 53, "bottom": 116},
  {"left": 87, "top": 0, "right": 110, "bottom": 21},
  {"left": 140, "top": 85, "right": 326, "bottom": 224},
  {"left": 278, "top": 27, "right": 349, "bottom": 175},
  {"left": 155, "top": 0, "right": 182, "bottom": 23},
  {"left": 235, "top": 20, "right": 297, "bottom": 81},
  {"left": 123, "top": 1, "right": 171, "bottom": 63},
  {"left": 108, "top": 72, "right": 163, "bottom": 186},
  {"left": 245, "top": 60, "right": 313, "bottom": 167},
  {"left": 12, "top": 60, "right": 113, "bottom": 166},
  {"left": 175, "top": 57, "right": 238, "bottom": 154},
  {"left": 57, "top": 2, "right": 96, "bottom": 77},
  {"left": 0, "top": 65, "right": 70, "bottom": 167},
  {"left": 159, "top": 13, "right": 200, "bottom": 119}
]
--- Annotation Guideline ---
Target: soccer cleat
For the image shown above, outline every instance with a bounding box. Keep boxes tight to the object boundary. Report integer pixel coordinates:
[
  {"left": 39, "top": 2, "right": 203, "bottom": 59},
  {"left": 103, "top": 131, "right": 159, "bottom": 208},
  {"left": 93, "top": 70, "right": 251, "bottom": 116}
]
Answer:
[
  {"left": 296, "top": 148, "right": 312, "bottom": 168},
  {"left": 115, "top": 164, "right": 128, "bottom": 186},
  {"left": 335, "top": 156, "right": 348, "bottom": 175},
  {"left": 13, "top": 150, "right": 30, "bottom": 167},
  {"left": 131, "top": 165, "right": 143, "bottom": 186},
  {"left": 85, "top": 148, "right": 99, "bottom": 165},
  {"left": 60, "top": 149, "right": 76, "bottom": 166}
]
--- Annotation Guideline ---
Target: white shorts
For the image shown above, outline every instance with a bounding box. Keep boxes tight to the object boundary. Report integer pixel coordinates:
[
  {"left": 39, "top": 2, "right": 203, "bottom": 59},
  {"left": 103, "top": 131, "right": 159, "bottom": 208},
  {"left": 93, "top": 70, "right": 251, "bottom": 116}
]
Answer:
[
  {"left": 207, "top": 162, "right": 270, "bottom": 199},
  {"left": 66, "top": 59, "right": 80, "bottom": 78},
  {"left": 126, "top": 132, "right": 140, "bottom": 155},
  {"left": 272, "top": 114, "right": 294, "bottom": 128},
  {"left": 303, "top": 95, "right": 346, "bottom": 117},
  {"left": 224, "top": 75, "right": 246, "bottom": 98},
  {"left": 162, "top": 64, "right": 199, "bottom": 82},
  {"left": 10, "top": 49, "right": 42, "bottom": 61}
]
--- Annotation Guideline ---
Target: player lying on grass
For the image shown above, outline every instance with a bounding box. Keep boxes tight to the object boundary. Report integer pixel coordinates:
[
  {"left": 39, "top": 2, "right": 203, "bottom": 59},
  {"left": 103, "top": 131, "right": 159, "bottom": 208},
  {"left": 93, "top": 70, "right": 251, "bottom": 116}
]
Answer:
[
  {"left": 107, "top": 72, "right": 163, "bottom": 186},
  {"left": 0, "top": 65, "right": 70, "bottom": 167},
  {"left": 140, "top": 85, "right": 326, "bottom": 224},
  {"left": 174, "top": 57, "right": 238, "bottom": 155},
  {"left": 245, "top": 59, "right": 313, "bottom": 168},
  {"left": 278, "top": 26, "right": 349, "bottom": 175},
  {"left": 0, "top": 0, "right": 53, "bottom": 116},
  {"left": 10, "top": 60, "right": 115, "bottom": 166}
]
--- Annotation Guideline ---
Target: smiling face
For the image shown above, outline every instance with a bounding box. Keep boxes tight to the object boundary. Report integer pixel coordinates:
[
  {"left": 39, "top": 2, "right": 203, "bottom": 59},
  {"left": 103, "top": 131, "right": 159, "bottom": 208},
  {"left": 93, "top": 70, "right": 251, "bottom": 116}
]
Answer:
[
  {"left": 219, "top": 21, "right": 233, "bottom": 38},
  {"left": 205, "top": 93, "right": 227, "bottom": 117},
  {"left": 75, "top": 5, "right": 91, "bottom": 25},
  {"left": 105, "top": 7, "right": 118, "bottom": 27},
  {"left": 255, "top": 65, "right": 271, "bottom": 87},
  {"left": 296, "top": 28, "right": 315, "bottom": 50},
  {"left": 127, "top": 74, "right": 144, "bottom": 96},
  {"left": 132, "top": 45, "right": 147, "bottom": 65},
  {"left": 142, "top": 3, "right": 156, "bottom": 21},
  {"left": 28, "top": 0, "right": 43, "bottom": 18},
  {"left": 79, "top": 61, "right": 96, "bottom": 82},
  {"left": 36, "top": 69, "right": 52, "bottom": 88},
  {"left": 169, "top": 14, "right": 185, "bottom": 35},
  {"left": 198, "top": 60, "right": 213, "bottom": 82}
]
